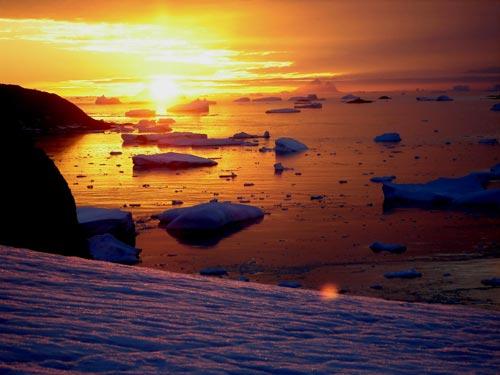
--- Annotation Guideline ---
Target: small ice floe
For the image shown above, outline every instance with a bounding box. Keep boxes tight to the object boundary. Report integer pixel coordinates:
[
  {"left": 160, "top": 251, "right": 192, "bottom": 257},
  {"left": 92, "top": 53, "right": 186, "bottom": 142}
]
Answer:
[
  {"left": 259, "top": 146, "right": 274, "bottom": 152},
  {"left": 234, "top": 97, "right": 250, "bottom": 103},
  {"left": 481, "top": 277, "right": 500, "bottom": 287},
  {"left": 374, "top": 133, "right": 402, "bottom": 143},
  {"left": 294, "top": 102, "right": 322, "bottom": 109},
  {"left": 253, "top": 96, "right": 282, "bottom": 102},
  {"left": 199, "top": 267, "right": 228, "bottom": 276},
  {"left": 278, "top": 280, "right": 302, "bottom": 288},
  {"left": 370, "top": 242, "right": 407, "bottom": 254},
  {"left": 311, "top": 195, "right": 325, "bottom": 200},
  {"left": 370, "top": 176, "right": 396, "bottom": 183},
  {"left": 172, "top": 200, "right": 183, "bottom": 205},
  {"left": 436, "top": 95, "right": 453, "bottom": 101},
  {"left": 341, "top": 94, "right": 359, "bottom": 101},
  {"left": 125, "top": 109, "right": 156, "bottom": 117},
  {"left": 168, "top": 99, "right": 210, "bottom": 113},
  {"left": 416, "top": 96, "right": 436, "bottom": 101},
  {"left": 232, "top": 131, "right": 270, "bottom": 139},
  {"left": 154, "top": 202, "right": 264, "bottom": 232},
  {"left": 77, "top": 206, "right": 135, "bottom": 245},
  {"left": 346, "top": 97, "right": 373, "bottom": 104},
  {"left": 243, "top": 182, "right": 254, "bottom": 187},
  {"left": 491, "top": 164, "right": 500, "bottom": 178},
  {"left": 135, "top": 119, "right": 172, "bottom": 133},
  {"left": 274, "top": 162, "right": 290, "bottom": 173},
  {"left": 378, "top": 95, "right": 391, "bottom": 100},
  {"left": 491, "top": 103, "right": 500, "bottom": 111},
  {"left": 478, "top": 138, "right": 498, "bottom": 145},
  {"left": 219, "top": 172, "right": 237, "bottom": 178},
  {"left": 159, "top": 137, "right": 253, "bottom": 148},
  {"left": 88, "top": 233, "right": 140, "bottom": 265},
  {"left": 132, "top": 152, "right": 217, "bottom": 169},
  {"left": 382, "top": 171, "right": 500, "bottom": 209},
  {"left": 275, "top": 137, "right": 308, "bottom": 154},
  {"left": 384, "top": 269, "right": 422, "bottom": 279},
  {"left": 109, "top": 151, "right": 122, "bottom": 156},
  {"left": 265, "top": 108, "right": 300, "bottom": 114}
]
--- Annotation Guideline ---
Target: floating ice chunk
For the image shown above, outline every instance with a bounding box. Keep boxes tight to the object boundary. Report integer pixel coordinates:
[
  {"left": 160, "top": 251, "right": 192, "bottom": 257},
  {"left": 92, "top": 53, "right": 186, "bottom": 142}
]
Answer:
[
  {"left": 341, "top": 94, "right": 359, "bottom": 101},
  {"left": 234, "top": 97, "right": 250, "bottom": 103},
  {"left": 346, "top": 97, "right": 373, "bottom": 104},
  {"left": 274, "top": 162, "right": 288, "bottom": 173},
  {"left": 154, "top": 202, "right": 264, "bottom": 232},
  {"left": 491, "top": 164, "right": 500, "bottom": 178},
  {"left": 158, "top": 137, "right": 253, "bottom": 147},
  {"left": 77, "top": 206, "right": 135, "bottom": 245},
  {"left": 266, "top": 108, "right": 300, "bottom": 114},
  {"left": 491, "top": 103, "right": 500, "bottom": 111},
  {"left": 416, "top": 96, "right": 436, "bottom": 101},
  {"left": 378, "top": 95, "right": 391, "bottom": 100},
  {"left": 125, "top": 109, "right": 156, "bottom": 117},
  {"left": 370, "top": 176, "right": 396, "bottom": 183},
  {"left": 310, "top": 195, "right": 324, "bottom": 200},
  {"left": 122, "top": 132, "right": 207, "bottom": 145},
  {"left": 278, "top": 280, "right": 302, "bottom": 288},
  {"left": 168, "top": 99, "right": 210, "bottom": 113},
  {"left": 294, "top": 102, "right": 322, "bottom": 109},
  {"left": 135, "top": 119, "right": 172, "bottom": 133},
  {"left": 132, "top": 152, "right": 217, "bottom": 169},
  {"left": 478, "top": 138, "right": 498, "bottom": 145},
  {"left": 370, "top": 242, "right": 407, "bottom": 254},
  {"left": 200, "top": 267, "right": 228, "bottom": 276},
  {"left": 382, "top": 172, "right": 495, "bottom": 207},
  {"left": 275, "top": 137, "right": 308, "bottom": 154},
  {"left": 374, "top": 133, "right": 402, "bottom": 143},
  {"left": 232, "top": 131, "right": 270, "bottom": 139},
  {"left": 481, "top": 277, "right": 500, "bottom": 287},
  {"left": 253, "top": 96, "right": 282, "bottom": 102},
  {"left": 384, "top": 269, "right": 422, "bottom": 279},
  {"left": 436, "top": 95, "right": 453, "bottom": 101},
  {"left": 88, "top": 233, "right": 140, "bottom": 265}
]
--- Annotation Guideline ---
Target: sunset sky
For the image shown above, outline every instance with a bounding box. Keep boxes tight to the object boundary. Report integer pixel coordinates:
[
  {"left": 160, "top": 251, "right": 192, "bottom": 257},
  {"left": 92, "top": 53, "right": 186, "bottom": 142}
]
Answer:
[{"left": 1, "top": 0, "right": 499, "bottom": 100}]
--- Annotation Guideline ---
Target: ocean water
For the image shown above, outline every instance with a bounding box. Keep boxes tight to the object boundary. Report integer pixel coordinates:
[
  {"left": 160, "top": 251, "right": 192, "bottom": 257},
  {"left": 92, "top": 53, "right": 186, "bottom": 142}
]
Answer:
[{"left": 38, "top": 93, "right": 500, "bottom": 291}]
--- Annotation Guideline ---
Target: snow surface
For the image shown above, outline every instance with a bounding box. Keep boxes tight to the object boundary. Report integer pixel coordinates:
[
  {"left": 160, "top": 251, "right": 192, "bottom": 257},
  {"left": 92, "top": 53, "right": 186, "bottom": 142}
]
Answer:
[
  {"left": 1, "top": 246, "right": 499, "bottom": 374},
  {"left": 275, "top": 137, "right": 308, "bottom": 154},
  {"left": 154, "top": 201, "right": 264, "bottom": 231},
  {"left": 132, "top": 152, "right": 217, "bottom": 169}
]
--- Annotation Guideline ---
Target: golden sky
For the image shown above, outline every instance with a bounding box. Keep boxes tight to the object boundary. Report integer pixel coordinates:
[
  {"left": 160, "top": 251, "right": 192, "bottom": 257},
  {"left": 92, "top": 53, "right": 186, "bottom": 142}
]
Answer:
[{"left": 1, "top": 0, "right": 499, "bottom": 99}]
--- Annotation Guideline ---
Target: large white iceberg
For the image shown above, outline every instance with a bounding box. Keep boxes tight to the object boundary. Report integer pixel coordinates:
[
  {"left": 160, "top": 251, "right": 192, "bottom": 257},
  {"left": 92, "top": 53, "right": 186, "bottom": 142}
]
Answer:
[
  {"left": 77, "top": 206, "right": 135, "bottom": 245},
  {"left": 154, "top": 202, "right": 264, "bottom": 232},
  {"left": 88, "top": 233, "right": 140, "bottom": 265},
  {"left": 132, "top": 152, "right": 217, "bottom": 169},
  {"left": 275, "top": 137, "right": 308, "bottom": 154}
]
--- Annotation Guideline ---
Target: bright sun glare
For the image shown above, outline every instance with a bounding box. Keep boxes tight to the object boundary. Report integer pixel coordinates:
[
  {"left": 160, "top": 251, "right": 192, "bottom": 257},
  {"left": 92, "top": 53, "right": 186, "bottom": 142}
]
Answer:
[{"left": 149, "top": 77, "right": 179, "bottom": 112}]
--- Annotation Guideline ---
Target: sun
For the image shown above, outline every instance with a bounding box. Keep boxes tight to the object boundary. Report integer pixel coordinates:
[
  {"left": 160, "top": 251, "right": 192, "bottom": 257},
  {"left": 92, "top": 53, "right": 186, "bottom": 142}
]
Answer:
[{"left": 149, "top": 76, "right": 179, "bottom": 112}]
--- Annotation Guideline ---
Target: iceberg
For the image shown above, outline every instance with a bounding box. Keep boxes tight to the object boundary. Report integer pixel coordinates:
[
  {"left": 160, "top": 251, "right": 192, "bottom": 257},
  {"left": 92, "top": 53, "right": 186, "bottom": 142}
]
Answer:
[
  {"left": 132, "top": 152, "right": 217, "bottom": 169},
  {"left": 275, "top": 137, "right": 308, "bottom": 154},
  {"left": 95, "top": 95, "right": 121, "bottom": 105},
  {"left": 374, "top": 133, "right": 402, "bottom": 143},
  {"left": 294, "top": 102, "right": 322, "bottom": 109},
  {"left": 154, "top": 202, "right": 264, "bottom": 233},
  {"left": 265, "top": 108, "right": 300, "bottom": 114},
  {"left": 234, "top": 97, "right": 250, "bottom": 103},
  {"left": 436, "top": 95, "right": 454, "bottom": 101},
  {"left": 232, "top": 131, "right": 270, "bottom": 139},
  {"left": 370, "top": 242, "right": 407, "bottom": 254},
  {"left": 346, "top": 97, "right": 373, "bottom": 104},
  {"left": 382, "top": 171, "right": 500, "bottom": 209},
  {"left": 77, "top": 206, "right": 135, "bottom": 245},
  {"left": 370, "top": 176, "right": 396, "bottom": 183},
  {"left": 135, "top": 119, "right": 172, "bottom": 133},
  {"left": 168, "top": 99, "right": 210, "bottom": 113},
  {"left": 341, "top": 94, "right": 359, "bottom": 101},
  {"left": 88, "top": 233, "right": 140, "bottom": 265},
  {"left": 491, "top": 103, "right": 500, "bottom": 111},
  {"left": 125, "top": 109, "right": 156, "bottom": 117},
  {"left": 384, "top": 269, "right": 422, "bottom": 279},
  {"left": 252, "top": 96, "right": 282, "bottom": 102}
]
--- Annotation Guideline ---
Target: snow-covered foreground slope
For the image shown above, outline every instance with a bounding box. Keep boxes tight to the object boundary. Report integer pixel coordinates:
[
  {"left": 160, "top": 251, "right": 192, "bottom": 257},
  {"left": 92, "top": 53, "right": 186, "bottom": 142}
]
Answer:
[{"left": 1, "top": 247, "right": 499, "bottom": 374}]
